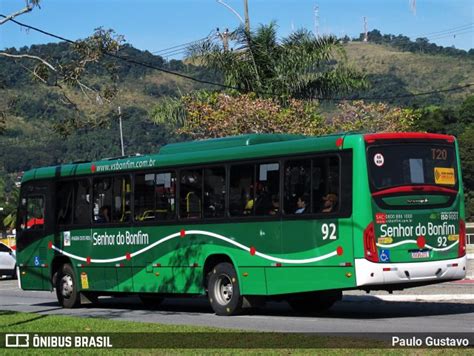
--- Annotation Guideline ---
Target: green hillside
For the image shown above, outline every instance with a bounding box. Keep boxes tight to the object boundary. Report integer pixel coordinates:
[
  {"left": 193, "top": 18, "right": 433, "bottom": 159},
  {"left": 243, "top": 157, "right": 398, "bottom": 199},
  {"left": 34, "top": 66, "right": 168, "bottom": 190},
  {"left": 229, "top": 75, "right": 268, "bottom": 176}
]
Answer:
[{"left": 344, "top": 42, "right": 474, "bottom": 106}]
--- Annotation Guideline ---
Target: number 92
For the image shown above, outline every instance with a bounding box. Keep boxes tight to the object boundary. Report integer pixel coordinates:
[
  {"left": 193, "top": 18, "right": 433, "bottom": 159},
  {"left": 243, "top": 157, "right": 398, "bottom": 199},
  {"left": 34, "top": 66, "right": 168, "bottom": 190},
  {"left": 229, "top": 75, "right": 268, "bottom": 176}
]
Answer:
[{"left": 321, "top": 223, "right": 337, "bottom": 240}]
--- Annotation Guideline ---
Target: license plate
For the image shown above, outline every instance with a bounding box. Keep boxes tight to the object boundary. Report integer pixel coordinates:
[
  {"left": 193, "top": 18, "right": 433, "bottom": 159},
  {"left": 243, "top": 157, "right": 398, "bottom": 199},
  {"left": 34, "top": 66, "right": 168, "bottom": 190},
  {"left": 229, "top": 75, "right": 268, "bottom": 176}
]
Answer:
[{"left": 411, "top": 251, "right": 430, "bottom": 259}]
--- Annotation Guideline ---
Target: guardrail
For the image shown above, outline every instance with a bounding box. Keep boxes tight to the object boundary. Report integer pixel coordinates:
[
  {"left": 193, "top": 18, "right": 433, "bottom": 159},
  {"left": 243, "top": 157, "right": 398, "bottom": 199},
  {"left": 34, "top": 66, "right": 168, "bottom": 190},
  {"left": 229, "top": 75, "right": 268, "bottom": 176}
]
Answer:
[{"left": 467, "top": 234, "right": 474, "bottom": 246}]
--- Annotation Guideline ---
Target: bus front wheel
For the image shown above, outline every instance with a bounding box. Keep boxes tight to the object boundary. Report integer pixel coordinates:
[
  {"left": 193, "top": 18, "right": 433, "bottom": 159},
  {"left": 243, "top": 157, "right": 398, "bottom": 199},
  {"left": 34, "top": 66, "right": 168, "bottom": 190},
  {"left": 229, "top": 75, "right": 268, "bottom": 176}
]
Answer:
[
  {"left": 287, "top": 290, "right": 341, "bottom": 314},
  {"left": 207, "top": 262, "right": 243, "bottom": 316},
  {"left": 56, "top": 263, "right": 80, "bottom": 308}
]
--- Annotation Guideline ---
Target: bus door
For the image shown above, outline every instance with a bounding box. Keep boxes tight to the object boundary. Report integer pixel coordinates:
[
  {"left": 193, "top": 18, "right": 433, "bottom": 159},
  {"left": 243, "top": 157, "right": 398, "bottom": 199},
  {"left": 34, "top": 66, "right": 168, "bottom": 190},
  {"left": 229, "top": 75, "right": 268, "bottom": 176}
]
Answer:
[
  {"left": 92, "top": 175, "right": 134, "bottom": 292},
  {"left": 277, "top": 153, "right": 354, "bottom": 293},
  {"left": 365, "top": 133, "right": 465, "bottom": 266},
  {"left": 17, "top": 180, "right": 54, "bottom": 290}
]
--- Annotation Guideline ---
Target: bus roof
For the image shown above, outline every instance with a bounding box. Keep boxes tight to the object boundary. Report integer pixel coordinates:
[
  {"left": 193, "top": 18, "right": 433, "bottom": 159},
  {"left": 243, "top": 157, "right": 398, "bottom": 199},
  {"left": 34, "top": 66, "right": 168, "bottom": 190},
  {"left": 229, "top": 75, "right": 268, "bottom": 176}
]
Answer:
[
  {"left": 20, "top": 132, "right": 359, "bottom": 183},
  {"left": 159, "top": 134, "right": 307, "bottom": 155}
]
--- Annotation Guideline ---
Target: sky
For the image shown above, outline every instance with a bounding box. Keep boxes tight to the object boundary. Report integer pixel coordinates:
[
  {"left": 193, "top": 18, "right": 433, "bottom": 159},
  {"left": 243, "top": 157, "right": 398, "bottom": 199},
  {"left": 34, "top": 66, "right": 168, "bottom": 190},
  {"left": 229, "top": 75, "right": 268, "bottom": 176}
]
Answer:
[{"left": 0, "top": 0, "right": 473, "bottom": 57}]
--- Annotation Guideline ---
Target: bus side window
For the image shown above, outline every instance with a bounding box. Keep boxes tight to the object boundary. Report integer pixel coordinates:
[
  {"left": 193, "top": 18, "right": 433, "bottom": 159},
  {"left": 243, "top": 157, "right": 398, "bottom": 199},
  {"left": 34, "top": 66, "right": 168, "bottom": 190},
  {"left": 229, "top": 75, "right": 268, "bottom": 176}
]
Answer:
[
  {"left": 229, "top": 164, "right": 255, "bottom": 216},
  {"left": 156, "top": 172, "right": 176, "bottom": 221},
  {"left": 135, "top": 173, "right": 156, "bottom": 221},
  {"left": 203, "top": 167, "right": 226, "bottom": 218},
  {"left": 112, "top": 176, "right": 131, "bottom": 223},
  {"left": 312, "top": 156, "right": 340, "bottom": 213},
  {"left": 74, "top": 179, "right": 91, "bottom": 225},
  {"left": 284, "top": 160, "right": 311, "bottom": 214},
  {"left": 56, "top": 182, "right": 73, "bottom": 225},
  {"left": 180, "top": 169, "right": 202, "bottom": 219},
  {"left": 255, "top": 163, "right": 280, "bottom": 216},
  {"left": 134, "top": 172, "right": 176, "bottom": 222},
  {"left": 93, "top": 177, "right": 113, "bottom": 223}
]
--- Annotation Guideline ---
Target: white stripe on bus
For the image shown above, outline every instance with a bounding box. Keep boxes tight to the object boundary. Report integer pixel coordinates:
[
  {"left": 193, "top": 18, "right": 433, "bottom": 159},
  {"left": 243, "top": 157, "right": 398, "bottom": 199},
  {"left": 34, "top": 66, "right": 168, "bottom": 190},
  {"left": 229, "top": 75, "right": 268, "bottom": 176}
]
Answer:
[{"left": 52, "top": 230, "right": 338, "bottom": 265}]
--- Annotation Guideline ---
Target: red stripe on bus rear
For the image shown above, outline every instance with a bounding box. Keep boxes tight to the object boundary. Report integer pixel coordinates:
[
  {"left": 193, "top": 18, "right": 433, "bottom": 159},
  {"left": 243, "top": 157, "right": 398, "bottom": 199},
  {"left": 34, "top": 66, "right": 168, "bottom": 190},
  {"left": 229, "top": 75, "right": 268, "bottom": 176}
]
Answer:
[
  {"left": 372, "top": 185, "right": 457, "bottom": 197},
  {"left": 364, "top": 132, "right": 454, "bottom": 143}
]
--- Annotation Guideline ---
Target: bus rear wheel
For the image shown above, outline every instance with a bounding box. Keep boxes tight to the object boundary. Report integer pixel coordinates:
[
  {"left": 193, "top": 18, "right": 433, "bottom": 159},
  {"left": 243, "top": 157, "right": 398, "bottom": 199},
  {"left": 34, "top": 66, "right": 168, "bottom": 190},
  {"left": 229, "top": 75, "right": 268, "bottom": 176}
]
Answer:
[
  {"left": 207, "top": 262, "right": 243, "bottom": 316},
  {"left": 56, "top": 263, "right": 80, "bottom": 308},
  {"left": 287, "top": 290, "right": 341, "bottom": 314}
]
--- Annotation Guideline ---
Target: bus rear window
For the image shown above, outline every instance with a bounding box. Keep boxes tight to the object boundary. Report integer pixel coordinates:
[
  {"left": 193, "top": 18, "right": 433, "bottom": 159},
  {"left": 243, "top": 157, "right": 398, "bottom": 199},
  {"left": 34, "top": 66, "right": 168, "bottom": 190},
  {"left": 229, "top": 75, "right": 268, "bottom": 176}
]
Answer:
[{"left": 367, "top": 144, "right": 458, "bottom": 190}]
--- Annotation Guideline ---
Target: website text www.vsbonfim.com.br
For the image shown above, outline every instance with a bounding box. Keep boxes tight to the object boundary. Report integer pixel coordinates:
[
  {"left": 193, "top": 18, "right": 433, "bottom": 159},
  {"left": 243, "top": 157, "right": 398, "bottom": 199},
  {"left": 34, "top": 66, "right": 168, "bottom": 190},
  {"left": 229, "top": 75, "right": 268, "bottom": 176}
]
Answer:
[
  {"left": 2, "top": 333, "right": 473, "bottom": 349},
  {"left": 95, "top": 158, "right": 156, "bottom": 173}
]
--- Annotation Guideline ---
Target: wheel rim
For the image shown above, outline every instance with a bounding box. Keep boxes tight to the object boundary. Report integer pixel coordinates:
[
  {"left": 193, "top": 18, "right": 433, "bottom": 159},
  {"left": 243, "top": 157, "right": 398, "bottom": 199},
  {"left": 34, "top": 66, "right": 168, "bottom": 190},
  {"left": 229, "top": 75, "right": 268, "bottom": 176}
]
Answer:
[
  {"left": 213, "top": 273, "right": 233, "bottom": 306},
  {"left": 61, "top": 274, "right": 74, "bottom": 299}
]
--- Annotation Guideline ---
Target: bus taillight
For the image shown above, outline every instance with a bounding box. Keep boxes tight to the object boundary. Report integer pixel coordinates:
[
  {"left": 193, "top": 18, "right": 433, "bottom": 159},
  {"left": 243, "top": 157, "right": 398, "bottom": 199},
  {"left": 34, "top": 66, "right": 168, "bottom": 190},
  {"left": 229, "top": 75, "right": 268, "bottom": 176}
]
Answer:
[
  {"left": 459, "top": 219, "right": 466, "bottom": 257},
  {"left": 364, "top": 222, "right": 378, "bottom": 263}
]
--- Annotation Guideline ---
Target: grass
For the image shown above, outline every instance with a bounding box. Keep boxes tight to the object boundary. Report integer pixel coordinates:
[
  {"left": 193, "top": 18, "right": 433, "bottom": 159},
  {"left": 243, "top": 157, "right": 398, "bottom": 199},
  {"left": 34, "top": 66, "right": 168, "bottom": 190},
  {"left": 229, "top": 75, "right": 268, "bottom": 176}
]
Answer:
[{"left": 0, "top": 310, "right": 471, "bottom": 355}]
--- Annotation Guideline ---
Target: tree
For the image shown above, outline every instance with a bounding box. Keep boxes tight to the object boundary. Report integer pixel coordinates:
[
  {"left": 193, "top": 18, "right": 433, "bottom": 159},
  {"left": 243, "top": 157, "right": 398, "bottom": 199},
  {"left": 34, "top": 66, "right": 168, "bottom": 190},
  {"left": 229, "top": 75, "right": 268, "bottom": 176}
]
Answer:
[
  {"left": 152, "top": 92, "right": 419, "bottom": 140},
  {"left": 0, "top": 27, "right": 124, "bottom": 106},
  {"left": 459, "top": 95, "right": 474, "bottom": 126},
  {"left": 0, "top": 0, "right": 40, "bottom": 25},
  {"left": 459, "top": 125, "right": 474, "bottom": 220},
  {"left": 189, "top": 22, "right": 365, "bottom": 102},
  {"left": 0, "top": 171, "right": 19, "bottom": 231},
  {"left": 415, "top": 96, "right": 474, "bottom": 220},
  {"left": 414, "top": 106, "right": 450, "bottom": 133},
  {"left": 0, "top": 28, "right": 125, "bottom": 134},
  {"left": 367, "top": 29, "right": 383, "bottom": 43},
  {"left": 0, "top": 111, "right": 5, "bottom": 134},
  {"left": 153, "top": 91, "right": 326, "bottom": 139},
  {"left": 1, "top": 0, "right": 128, "bottom": 134},
  {"left": 415, "top": 96, "right": 474, "bottom": 136},
  {"left": 330, "top": 100, "right": 418, "bottom": 133}
]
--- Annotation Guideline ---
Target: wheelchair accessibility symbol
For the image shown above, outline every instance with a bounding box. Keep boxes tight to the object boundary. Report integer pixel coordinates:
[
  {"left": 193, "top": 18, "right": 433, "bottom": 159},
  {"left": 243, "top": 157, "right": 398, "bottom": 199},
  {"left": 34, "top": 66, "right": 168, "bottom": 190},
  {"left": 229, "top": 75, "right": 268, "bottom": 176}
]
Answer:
[
  {"left": 379, "top": 249, "right": 390, "bottom": 263},
  {"left": 34, "top": 256, "right": 40, "bottom": 266}
]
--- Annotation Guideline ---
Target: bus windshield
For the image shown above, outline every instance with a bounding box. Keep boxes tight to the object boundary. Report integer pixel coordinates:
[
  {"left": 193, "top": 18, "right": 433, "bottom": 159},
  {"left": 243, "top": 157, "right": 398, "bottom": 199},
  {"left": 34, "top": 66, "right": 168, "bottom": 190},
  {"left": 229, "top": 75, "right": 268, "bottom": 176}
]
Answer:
[{"left": 367, "top": 143, "right": 458, "bottom": 191}]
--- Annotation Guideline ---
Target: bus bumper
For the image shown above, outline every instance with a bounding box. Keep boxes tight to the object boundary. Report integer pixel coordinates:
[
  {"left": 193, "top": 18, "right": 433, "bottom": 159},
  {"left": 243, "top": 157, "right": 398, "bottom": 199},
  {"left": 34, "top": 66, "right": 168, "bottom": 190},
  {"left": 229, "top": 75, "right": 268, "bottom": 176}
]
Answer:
[{"left": 354, "top": 256, "right": 467, "bottom": 287}]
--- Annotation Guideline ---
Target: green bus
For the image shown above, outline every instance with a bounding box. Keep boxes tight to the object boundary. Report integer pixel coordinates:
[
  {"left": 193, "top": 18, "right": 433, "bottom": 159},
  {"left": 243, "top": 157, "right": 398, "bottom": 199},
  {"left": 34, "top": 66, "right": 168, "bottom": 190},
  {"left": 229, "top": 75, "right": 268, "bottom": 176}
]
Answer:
[{"left": 16, "top": 132, "right": 467, "bottom": 315}]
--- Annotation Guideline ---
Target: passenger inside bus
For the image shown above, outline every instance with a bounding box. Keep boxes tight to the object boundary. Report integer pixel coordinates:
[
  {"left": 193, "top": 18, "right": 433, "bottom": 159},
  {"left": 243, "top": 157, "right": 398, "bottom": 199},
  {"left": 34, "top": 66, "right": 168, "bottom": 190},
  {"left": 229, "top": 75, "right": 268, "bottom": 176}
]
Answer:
[
  {"left": 268, "top": 195, "right": 280, "bottom": 215},
  {"left": 97, "top": 206, "right": 110, "bottom": 223},
  {"left": 321, "top": 193, "right": 337, "bottom": 213},
  {"left": 243, "top": 191, "right": 254, "bottom": 215},
  {"left": 295, "top": 195, "right": 308, "bottom": 214}
]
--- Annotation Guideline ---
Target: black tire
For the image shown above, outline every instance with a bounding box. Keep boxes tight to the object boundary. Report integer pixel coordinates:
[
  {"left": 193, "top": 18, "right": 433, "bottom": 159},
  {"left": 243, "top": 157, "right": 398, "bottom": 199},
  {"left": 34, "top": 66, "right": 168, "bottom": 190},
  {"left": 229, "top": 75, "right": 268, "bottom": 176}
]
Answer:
[
  {"left": 287, "top": 290, "right": 342, "bottom": 314},
  {"left": 207, "top": 262, "right": 243, "bottom": 316},
  {"left": 55, "top": 264, "right": 80, "bottom": 308},
  {"left": 139, "top": 294, "right": 164, "bottom": 309}
]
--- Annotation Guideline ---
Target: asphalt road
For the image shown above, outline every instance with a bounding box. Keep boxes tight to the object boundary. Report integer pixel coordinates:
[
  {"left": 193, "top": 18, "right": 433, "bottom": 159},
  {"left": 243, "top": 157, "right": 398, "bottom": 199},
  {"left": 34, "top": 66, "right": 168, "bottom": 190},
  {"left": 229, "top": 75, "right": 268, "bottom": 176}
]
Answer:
[{"left": 1, "top": 278, "right": 473, "bottom": 333}]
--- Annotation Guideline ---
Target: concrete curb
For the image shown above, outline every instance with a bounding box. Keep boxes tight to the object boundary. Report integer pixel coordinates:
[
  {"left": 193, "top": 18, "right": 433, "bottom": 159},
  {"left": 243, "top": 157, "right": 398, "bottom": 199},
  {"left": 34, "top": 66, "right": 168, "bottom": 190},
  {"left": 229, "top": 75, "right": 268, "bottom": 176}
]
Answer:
[{"left": 343, "top": 294, "right": 474, "bottom": 302}]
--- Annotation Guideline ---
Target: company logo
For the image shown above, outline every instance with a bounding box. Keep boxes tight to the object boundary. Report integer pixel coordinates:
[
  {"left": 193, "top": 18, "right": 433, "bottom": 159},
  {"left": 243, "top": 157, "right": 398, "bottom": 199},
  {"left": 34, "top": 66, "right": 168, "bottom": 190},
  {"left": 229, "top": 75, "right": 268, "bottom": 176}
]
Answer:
[
  {"left": 406, "top": 198, "right": 429, "bottom": 204},
  {"left": 63, "top": 231, "right": 71, "bottom": 247},
  {"left": 5, "top": 334, "right": 113, "bottom": 348},
  {"left": 5, "top": 334, "right": 29, "bottom": 348}
]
